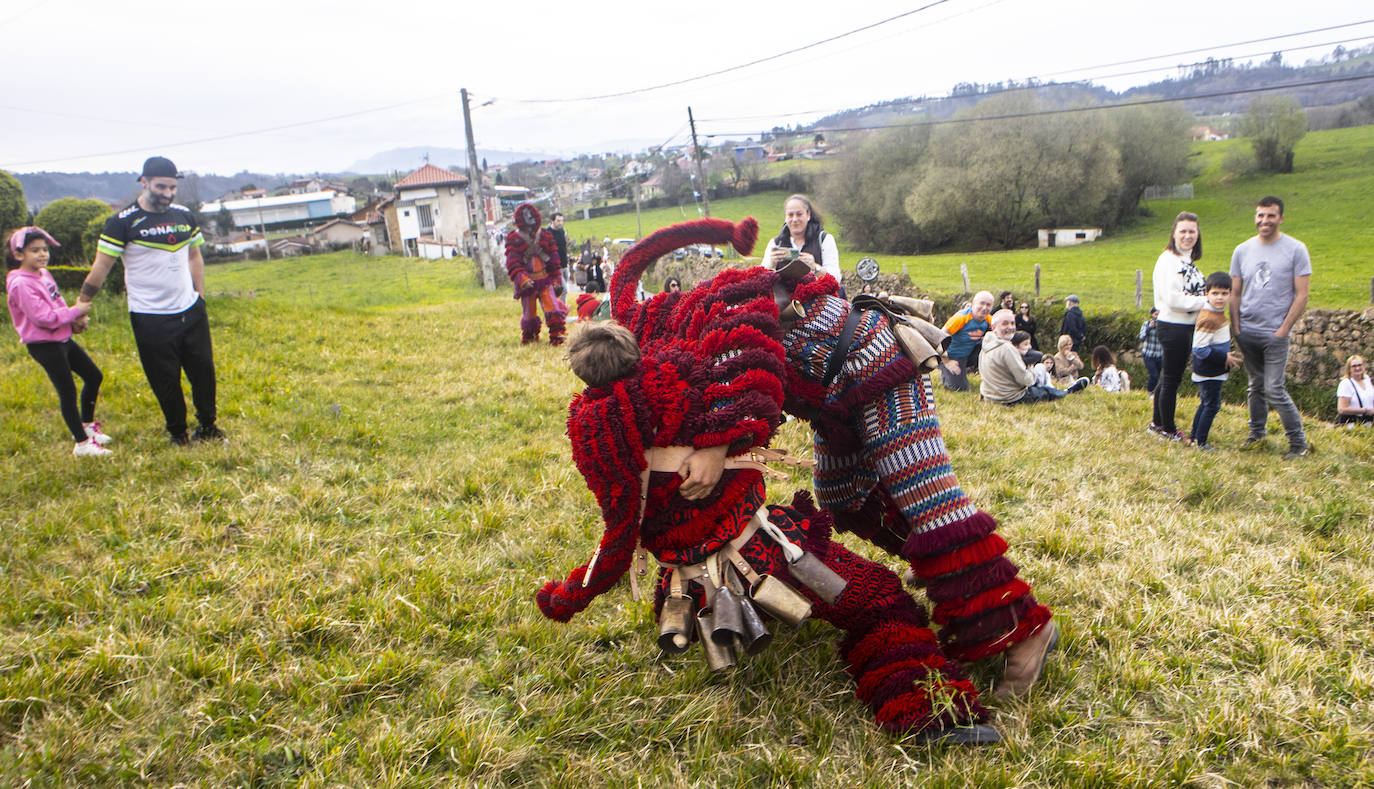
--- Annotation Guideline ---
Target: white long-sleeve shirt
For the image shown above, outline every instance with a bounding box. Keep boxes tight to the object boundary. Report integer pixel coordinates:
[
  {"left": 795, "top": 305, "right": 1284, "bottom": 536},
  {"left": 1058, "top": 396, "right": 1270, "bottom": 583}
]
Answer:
[
  {"left": 1152, "top": 250, "right": 1206, "bottom": 324},
  {"left": 759, "top": 232, "right": 841, "bottom": 283}
]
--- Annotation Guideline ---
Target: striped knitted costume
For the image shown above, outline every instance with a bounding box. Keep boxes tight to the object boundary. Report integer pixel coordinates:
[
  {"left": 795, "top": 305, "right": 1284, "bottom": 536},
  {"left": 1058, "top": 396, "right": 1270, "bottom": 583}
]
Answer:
[
  {"left": 535, "top": 217, "right": 986, "bottom": 734},
  {"left": 781, "top": 276, "right": 1052, "bottom": 662}
]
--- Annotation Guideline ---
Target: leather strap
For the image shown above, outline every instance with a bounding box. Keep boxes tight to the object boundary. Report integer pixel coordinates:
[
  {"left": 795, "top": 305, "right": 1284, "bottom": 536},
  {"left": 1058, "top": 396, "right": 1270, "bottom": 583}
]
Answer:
[{"left": 823, "top": 307, "right": 863, "bottom": 386}]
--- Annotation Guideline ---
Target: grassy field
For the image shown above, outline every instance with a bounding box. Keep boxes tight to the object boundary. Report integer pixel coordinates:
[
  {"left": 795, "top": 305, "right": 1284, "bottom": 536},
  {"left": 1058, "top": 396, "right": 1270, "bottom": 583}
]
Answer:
[
  {"left": 569, "top": 125, "right": 1374, "bottom": 312},
  {"left": 3, "top": 252, "right": 1372, "bottom": 786}
]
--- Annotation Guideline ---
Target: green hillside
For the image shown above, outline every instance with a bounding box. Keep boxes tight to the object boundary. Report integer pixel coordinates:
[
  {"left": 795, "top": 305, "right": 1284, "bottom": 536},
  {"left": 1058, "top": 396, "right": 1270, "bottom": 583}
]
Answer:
[{"left": 569, "top": 125, "right": 1374, "bottom": 311}]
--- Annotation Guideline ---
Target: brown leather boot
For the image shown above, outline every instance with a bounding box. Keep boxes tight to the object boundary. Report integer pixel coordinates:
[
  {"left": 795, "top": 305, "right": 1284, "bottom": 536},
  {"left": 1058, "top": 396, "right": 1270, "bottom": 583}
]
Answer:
[{"left": 993, "top": 620, "right": 1059, "bottom": 701}]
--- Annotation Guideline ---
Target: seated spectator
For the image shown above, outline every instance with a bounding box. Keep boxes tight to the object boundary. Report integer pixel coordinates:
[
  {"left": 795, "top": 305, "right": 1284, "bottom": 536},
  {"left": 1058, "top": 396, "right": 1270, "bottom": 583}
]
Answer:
[
  {"left": 940, "top": 290, "right": 995, "bottom": 391},
  {"left": 1337, "top": 354, "right": 1374, "bottom": 426},
  {"left": 1013, "top": 332, "right": 1054, "bottom": 389},
  {"left": 1091, "top": 345, "right": 1131, "bottom": 393},
  {"left": 1051, "top": 334, "right": 1084, "bottom": 386},
  {"left": 980, "top": 310, "right": 1088, "bottom": 405}
]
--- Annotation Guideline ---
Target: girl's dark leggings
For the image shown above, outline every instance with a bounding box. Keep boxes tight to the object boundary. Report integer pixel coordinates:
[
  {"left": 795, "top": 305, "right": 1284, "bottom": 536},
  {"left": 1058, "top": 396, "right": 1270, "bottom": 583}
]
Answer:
[{"left": 27, "top": 340, "right": 103, "bottom": 443}]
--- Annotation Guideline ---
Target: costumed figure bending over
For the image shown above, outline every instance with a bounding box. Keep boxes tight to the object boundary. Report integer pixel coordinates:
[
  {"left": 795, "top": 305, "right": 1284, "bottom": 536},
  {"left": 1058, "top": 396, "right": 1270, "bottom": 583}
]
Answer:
[
  {"left": 534, "top": 217, "right": 1001, "bottom": 742},
  {"left": 504, "top": 202, "right": 567, "bottom": 345},
  {"left": 771, "top": 228, "right": 1058, "bottom": 700}
]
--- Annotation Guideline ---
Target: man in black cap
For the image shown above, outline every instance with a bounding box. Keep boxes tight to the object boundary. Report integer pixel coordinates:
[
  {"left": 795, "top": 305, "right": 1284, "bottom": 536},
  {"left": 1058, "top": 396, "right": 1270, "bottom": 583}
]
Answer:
[{"left": 78, "top": 156, "right": 225, "bottom": 445}]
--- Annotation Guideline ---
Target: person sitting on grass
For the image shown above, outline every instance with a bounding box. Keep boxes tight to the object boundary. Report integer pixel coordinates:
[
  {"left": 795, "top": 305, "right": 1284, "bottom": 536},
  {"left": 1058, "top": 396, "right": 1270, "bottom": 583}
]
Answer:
[
  {"left": 1336, "top": 355, "right": 1374, "bottom": 426},
  {"left": 1050, "top": 334, "right": 1084, "bottom": 387},
  {"left": 1012, "top": 332, "right": 1053, "bottom": 389},
  {"left": 1091, "top": 346, "right": 1130, "bottom": 393},
  {"left": 981, "top": 310, "right": 1088, "bottom": 405}
]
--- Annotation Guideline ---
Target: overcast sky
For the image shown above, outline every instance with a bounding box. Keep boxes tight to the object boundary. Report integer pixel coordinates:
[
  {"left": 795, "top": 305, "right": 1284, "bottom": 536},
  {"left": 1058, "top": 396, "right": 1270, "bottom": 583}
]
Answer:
[{"left": 2, "top": 0, "right": 1369, "bottom": 175}]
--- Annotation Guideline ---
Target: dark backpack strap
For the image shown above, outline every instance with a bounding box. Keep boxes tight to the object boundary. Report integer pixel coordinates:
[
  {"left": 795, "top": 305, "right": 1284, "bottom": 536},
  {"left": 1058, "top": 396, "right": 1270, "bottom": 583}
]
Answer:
[{"left": 822, "top": 308, "right": 863, "bottom": 386}]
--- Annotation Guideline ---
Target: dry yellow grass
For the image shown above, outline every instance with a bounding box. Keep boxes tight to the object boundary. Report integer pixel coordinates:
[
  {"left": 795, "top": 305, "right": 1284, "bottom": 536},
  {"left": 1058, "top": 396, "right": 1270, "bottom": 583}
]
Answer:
[{"left": 1, "top": 253, "right": 1370, "bottom": 786}]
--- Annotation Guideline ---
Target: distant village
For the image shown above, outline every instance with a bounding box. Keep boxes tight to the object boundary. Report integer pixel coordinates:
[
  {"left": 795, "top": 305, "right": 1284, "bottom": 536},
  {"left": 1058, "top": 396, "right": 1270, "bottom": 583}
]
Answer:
[{"left": 198, "top": 133, "right": 840, "bottom": 261}]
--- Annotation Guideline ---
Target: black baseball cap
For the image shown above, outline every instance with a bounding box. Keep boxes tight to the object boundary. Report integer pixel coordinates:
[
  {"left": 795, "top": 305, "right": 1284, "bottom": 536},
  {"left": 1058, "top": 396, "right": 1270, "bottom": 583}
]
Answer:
[{"left": 140, "top": 156, "right": 183, "bottom": 179}]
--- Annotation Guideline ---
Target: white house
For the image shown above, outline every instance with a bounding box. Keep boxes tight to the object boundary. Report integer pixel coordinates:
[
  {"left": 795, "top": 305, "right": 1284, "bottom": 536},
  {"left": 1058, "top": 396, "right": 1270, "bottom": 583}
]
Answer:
[
  {"left": 1038, "top": 228, "right": 1103, "bottom": 248},
  {"left": 211, "top": 230, "right": 266, "bottom": 254},
  {"left": 202, "top": 191, "right": 357, "bottom": 230}
]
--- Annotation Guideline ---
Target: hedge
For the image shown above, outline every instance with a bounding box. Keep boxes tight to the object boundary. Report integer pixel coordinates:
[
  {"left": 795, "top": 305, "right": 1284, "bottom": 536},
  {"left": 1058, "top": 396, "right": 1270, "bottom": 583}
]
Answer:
[{"left": 46, "top": 264, "right": 125, "bottom": 294}]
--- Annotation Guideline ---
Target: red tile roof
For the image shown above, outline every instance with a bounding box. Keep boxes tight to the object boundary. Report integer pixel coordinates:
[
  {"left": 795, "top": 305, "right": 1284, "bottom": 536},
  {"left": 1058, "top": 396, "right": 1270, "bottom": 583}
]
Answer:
[{"left": 394, "top": 164, "right": 469, "bottom": 189}]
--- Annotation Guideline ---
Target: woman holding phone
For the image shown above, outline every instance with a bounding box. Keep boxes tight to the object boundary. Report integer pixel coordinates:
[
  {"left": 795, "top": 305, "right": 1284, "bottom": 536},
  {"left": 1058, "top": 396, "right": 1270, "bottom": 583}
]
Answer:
[{"left": 759, "top": 194, "right": 842, "bottom": 284}]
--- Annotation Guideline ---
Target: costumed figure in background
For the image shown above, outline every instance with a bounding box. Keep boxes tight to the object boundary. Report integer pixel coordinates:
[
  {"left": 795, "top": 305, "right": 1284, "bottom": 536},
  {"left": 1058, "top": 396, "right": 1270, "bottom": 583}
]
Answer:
[
  {"left": 535, "top": 217, "right": 999, "bottom": 743},
  {"left": 504, "top": 202, "right": 567, "bottom": 345}
]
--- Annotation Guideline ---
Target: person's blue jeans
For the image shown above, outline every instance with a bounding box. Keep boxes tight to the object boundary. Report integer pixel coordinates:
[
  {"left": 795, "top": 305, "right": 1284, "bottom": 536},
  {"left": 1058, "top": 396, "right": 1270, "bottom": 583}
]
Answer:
[
  {"left": 1190, "top": 380, "right": 1223, "bottom": 446},
  {"left": 1236, "top": 330, "right": 1306, "bottom": 449},
  {"left": 1143, "top": 354, "right": 1163, "bottom": 394},
  {"left": 1008, "top": 385, "right": 1067, "bottom": 405}
]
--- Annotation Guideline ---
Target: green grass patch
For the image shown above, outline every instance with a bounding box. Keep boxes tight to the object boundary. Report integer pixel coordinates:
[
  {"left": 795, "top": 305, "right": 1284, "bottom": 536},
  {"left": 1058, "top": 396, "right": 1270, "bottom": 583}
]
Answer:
[{"left": 2, "top": 250, "right": 1373, "bottom": 785}]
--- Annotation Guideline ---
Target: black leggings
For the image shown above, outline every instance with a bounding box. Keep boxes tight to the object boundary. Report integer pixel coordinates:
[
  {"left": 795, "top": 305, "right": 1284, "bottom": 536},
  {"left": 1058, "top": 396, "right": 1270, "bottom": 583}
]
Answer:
[
  {"left": 27, "top": 340, "right": 103, "bottom": 442},
  {"left": 1151, "top": 321, "right": 1194, "bottom": 433}
]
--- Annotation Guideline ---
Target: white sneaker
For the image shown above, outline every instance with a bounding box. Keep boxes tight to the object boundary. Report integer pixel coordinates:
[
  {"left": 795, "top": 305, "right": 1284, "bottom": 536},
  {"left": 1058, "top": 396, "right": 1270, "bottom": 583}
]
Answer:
[
  {"left": 73, "top": 438, "right": 112, "bottom": 457},
  {"left": 84, "top": 421, "right": 112, "bottom": 446}
]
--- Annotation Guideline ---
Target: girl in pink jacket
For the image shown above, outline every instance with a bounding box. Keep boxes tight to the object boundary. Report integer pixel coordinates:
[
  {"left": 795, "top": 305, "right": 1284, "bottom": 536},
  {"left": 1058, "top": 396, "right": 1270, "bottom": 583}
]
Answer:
[{"left": 6, "top": 227, "right": 111, "bottom": 456}]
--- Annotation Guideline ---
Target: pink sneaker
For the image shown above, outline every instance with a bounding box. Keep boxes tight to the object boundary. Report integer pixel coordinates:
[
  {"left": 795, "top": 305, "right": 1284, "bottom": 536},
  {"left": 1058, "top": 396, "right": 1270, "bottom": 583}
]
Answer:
[
  {"left": 73, "top": 438, "right": 112, "bottom": 457},
  {"left": 84, "top": 421, "right": 112, "bottom": 446}
]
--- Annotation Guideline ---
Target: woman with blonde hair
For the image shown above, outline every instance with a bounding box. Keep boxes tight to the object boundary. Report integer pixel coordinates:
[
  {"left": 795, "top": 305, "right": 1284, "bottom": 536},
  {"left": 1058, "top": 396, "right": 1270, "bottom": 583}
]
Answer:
[
  {"left": 1336, "top": 354, "right": 1374, "bottom": 425},
  {"left": 1050, "top": 334, "right": 1083, "bottom": 386}
]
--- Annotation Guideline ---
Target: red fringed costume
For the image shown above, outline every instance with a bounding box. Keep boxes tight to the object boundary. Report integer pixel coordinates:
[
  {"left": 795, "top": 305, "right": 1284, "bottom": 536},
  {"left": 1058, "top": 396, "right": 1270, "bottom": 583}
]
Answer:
[
  {"left": 535, "top": 217, "right": 991, "bottom": 737},
  {"left": 505, "top": 202, "right": 567, "bottom": 345}
]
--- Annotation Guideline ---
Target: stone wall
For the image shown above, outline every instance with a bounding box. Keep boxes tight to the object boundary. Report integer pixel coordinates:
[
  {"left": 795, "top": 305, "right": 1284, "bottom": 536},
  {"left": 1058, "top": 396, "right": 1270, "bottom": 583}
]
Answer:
[{"left": 1287, "top": 306, "right": 1374, "bottom": 387}]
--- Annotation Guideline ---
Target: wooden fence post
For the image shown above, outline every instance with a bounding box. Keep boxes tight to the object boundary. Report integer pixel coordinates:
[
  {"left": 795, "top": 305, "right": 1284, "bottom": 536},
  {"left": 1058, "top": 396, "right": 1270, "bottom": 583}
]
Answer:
[
  {"left": 960, "top": 263, "right": 970, "bottom": 294},
  {"left": 1034, "top": 264, "right": 1041, "bottom": 298},
  {"left": 1135, "top": 270, "right": 1143, "bottom": 308}
]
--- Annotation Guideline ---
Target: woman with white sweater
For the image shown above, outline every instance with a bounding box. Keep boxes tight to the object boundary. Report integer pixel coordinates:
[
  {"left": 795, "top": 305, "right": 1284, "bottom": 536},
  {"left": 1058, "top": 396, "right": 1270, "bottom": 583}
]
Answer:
[{"left": 1149, "top": 211, "right": 1207, "bottom": 440}]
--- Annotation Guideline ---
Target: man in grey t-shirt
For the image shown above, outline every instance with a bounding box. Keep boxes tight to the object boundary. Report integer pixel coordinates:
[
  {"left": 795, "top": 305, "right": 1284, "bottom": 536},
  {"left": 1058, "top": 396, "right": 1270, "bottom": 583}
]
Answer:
[{"left": 1229, "top": 196, "right": 1310, "bottom": 458}]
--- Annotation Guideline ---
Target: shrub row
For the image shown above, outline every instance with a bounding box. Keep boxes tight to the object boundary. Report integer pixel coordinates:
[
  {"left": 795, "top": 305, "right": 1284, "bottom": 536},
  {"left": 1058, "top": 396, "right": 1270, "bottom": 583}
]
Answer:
[{"left": 45, "top": 264, "right": 125, "bottom": 294}]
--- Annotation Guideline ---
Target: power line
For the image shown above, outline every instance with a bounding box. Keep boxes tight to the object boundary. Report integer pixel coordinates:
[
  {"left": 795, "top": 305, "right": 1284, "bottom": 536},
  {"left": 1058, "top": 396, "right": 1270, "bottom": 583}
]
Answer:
[
  {"left": 700, "top": 73, "right": 1374, "bottom": 139},
  {"left": 1, "top": 94, "right": 451, "bottom": 169},
  {"left": 695, "top": 32, "right": 1374, "bottom": 126},
  {"left": 1039, "top": 18, "right": 1374, "bottom": 79},
  {"left": 9, "top": 15, "right": 1371, "bottom": 171},
  {"left": 495, "top": 0, "right": 952, "bottom": 104}
]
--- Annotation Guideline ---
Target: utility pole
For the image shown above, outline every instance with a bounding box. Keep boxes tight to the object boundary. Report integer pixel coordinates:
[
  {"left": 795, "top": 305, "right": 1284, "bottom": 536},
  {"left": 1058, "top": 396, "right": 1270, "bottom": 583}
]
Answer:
[
  {"left": 688, "top": 106, "right": 710, "bottom": 217},
  {"left": 634, "top": 181, "right": 642, "bottom": 240},
  {"left": 462, "top": 88, "right": 496, "bottom": 290},
  {"left": 257, "top": 197, "right": 271, "bottom": 260}
]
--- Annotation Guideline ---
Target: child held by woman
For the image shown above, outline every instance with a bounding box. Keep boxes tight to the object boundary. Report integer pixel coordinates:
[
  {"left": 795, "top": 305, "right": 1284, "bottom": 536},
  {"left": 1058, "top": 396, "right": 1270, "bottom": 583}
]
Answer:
[
  {"left": 1189, "top": 272, "right": 1241, "bottom": 450},
  {"left": 5, "top": 227, "right": 112, "bottom": 456}
]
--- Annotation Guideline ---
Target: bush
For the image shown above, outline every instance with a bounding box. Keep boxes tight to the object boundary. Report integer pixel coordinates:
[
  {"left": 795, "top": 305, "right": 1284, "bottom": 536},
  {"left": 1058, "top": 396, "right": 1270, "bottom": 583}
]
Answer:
[
  {"left": 0, "top": 170, "right": 27, "bottom": 237},
  {"left": 1221, "top": 146, "right": 1256, "bottom": 180},
  {"left": 46, "top": 264, "right": 125, "bottom": 294},
  {"left": 33, "top": 198, "right": 113, "bottom": 266}
]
